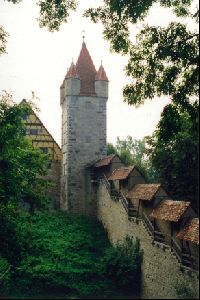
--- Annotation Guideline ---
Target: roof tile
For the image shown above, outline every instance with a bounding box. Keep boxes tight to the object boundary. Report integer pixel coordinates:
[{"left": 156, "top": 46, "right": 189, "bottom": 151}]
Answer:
[
  {"left": 76, "top": 42, "right": 97, "bottom": 95},
  {"left": 108, "top": 166, "right": 135, "bottom": 181},
  {"left": 150, "top": 200, "right": 191, "bottom": 222},
  {"left": 127, "top": 184, "right": 161, "bottom": 201},
  {"left": 94, "top": 154, "right": 116, "bottom": 168},
  {"left": 65, "top": 62, "right": 80, "bottom": 79},
  {"left": 177, "top": 218, "right": 199, "bottom": 245},
  {"left": 96, "top": 65, "right": 108, "bottom": 81}
]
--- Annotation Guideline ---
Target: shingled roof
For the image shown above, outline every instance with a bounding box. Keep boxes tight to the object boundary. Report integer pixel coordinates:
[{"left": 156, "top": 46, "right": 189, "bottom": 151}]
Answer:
[
  {"left": 177, "top": 218, "right": 199, "bottom": 245},
  {"left": 150, "top": 200, "right": 191, "bottom": 222},
  {"left": 93, "top": 154, "right": 116, "bottom": 168},
  {"left": 76, "top": 41, "right": 97, "bottom": 95},
  {"left": 66, "top": 62, "right": 80, "bottom": 79},
  {"left": 108, "top": 166, "right": 135, "bottom": 181},
  {"left": 96, "top": 64, "right": 108, "bottom": 81},
  {"left": 127, "top": 184, "right": 161, "bottom": 201}
]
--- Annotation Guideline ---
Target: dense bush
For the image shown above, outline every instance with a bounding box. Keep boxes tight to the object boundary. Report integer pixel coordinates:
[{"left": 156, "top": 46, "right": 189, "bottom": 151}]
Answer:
[
  {"left": 8, "top": 212, "right": 135, "bottom": 298},
  {"left": 13, "top": 212, "right": 107, "bottom": 297},
  {"left": 102, "top": 236, "right": 143, "bottom": 294},
  {"left": 0, "top": 210, "right": 142, "bottom": 299},
  {"left": 0, "top": 256, "right": 11, "bottom": 297},
  {"left": 0, "top": 204, "right": 21, "bottom": 265},
  {"left": 176, "top": 283, "right": 197, "bottom": 299}
]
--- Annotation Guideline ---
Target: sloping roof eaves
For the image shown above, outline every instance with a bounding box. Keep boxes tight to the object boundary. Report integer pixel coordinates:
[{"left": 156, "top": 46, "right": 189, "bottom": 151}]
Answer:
[
  {"left": 108, "top": 166, "right": 135, "bottom": 181},
  {"left": 93, "top": 154, "right": 116, "bottom": 168},
  {"left": 150, "top": 200, "right": 191, "bottom": 222},
  {"left": 20, "top": 100, "right": 61, "bottom": 151},
  {"left": 177, "top": 218, "right": 199, "bottom": 245},
  {"left": 127, "top": 184, "right": 161, "bottom": 201}
]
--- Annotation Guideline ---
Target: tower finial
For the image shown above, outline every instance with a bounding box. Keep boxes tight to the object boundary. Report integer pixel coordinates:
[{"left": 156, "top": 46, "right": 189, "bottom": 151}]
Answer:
[{"left": 82, "top": 30, "right": 85, "bottom": 43}]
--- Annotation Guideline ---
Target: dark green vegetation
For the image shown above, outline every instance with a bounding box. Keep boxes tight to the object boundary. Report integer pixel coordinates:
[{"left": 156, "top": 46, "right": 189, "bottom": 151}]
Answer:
[
  {"left": 107, "top": 137, "right": 158, "bottom": 183},
  {"left": 175, "top": 283, "right": 197, "bottom": 299},
  {"left": 0, "top": 95, "right": 142, "bottom": 299},
  {"left": 0, "top": 94, "right": 49, "bottom": 213},
  {"left": 1, "top": 1, "right": 199, "bottom": 210},
  {"left": 0, "top": 211, "right": 142, "bottom": 299},
  {"left": 147, "top": 105, "right": 199, "bottom": 211}
]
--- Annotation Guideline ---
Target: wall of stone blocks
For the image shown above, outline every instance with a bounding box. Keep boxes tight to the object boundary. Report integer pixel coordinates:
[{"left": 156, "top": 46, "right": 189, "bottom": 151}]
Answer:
[
  {"left": 97, "top": 183, "right": 199, "bottom": 299},
  {"left": 61, "top": 92, "right": 107, "bottom": 215}
]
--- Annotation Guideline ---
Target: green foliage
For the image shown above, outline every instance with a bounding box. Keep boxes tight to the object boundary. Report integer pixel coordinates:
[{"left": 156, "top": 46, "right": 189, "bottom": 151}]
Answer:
[
  {"left": 124, "top": 22, "right": 199, "bottom": 116},
  {"left": 15, "top": 212, "right": 108, "bottom": 296},
  {"left": 38, "top": 0, "right": 78, "bottom": 32},
  {"left": 85, "top": 0, "right": 199, "bottom": 117},
  {"left": 108, "top": 136, "right": 159, "bottom": 182},
  {"left": 102, "top": 236, "right": 143, "bottom": 294},
  {"left": 107, "top": 143, "right": 118, "bottom": 156},
  {"left": 0, "top": 26, "right": 8, "bottom": 55},
  {"left": 147, "top": 104, "right": 199, "bottom": 210},
  {"left": 175, "top": 283, "right": 197, "bottom": 299},
  {"left": 0, "top": 93, "right": 49, "bottom": 212},
  {"left": 0, "top": 204, "right": 21, "bottom": 265},
  {"left": 4, "top": 211, "right": 142, "bottom": 299},
  {"left": 0, "top": 210, "right": 143, "bottom": 299},
  {"left": 2, "top": 1, "right": 199, "bottom": 118},
  {"left": 0, "top": 256, "right": 11, "bottom": 296}
]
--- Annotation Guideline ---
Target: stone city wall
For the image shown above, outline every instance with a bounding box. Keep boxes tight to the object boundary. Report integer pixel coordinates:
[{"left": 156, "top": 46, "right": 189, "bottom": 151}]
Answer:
[{"left": 97, "top": 183, "right": 199, "bottom": 299}]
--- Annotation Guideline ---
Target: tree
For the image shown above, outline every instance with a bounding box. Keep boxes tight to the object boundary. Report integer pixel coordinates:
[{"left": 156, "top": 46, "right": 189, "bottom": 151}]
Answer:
[
  {"left": 1, "top": 0, "right": 199, "bottom": 207},
  {"left": 0, "top": 92, "right": 49, "bottom": 212},
  {"left": 0, "top": 26, "right": 8, "bottom": 55},
  {"left": 108, "top": 136, "right": 158, "bottom": 182},
  {"left": 2, "top": 1, "right": 199, "bottom": 113},
  {"left": 85, "top": 0, "right": 199, "bottom": 115},
  {"left": 147, "top": 104, "right": 199, "bottom": 211},
  {"left": 102, "top": 236, "right": 143, "bottom": 294}
]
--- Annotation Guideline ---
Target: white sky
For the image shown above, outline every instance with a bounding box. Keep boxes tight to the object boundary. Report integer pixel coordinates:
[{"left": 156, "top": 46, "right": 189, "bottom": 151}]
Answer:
[{"left": 0, "top": 0, "right": 198, "bottom": 145}]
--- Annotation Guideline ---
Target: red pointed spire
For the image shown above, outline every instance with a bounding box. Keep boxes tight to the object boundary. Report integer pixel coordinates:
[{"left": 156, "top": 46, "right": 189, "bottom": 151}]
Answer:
[
  {"left": 96, "top": 64, "right": 108, "bottom": 81},
  {"left": 76, "top": 42, "right": 97, "bottom": 95},
  {"left": 65, "top": 62, "right": 80, "bottom": 79}
]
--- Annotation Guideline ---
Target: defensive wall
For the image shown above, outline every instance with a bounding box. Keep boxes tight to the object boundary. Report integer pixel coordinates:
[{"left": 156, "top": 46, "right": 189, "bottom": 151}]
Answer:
[{"left": 91, "top": 155, "right": 199, "bottom": 299}]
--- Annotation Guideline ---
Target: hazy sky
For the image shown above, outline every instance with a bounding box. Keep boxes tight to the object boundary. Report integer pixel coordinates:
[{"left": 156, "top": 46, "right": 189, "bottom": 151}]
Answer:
[{"left": 0, "top": 0, "right": 198, "bottom": 145}]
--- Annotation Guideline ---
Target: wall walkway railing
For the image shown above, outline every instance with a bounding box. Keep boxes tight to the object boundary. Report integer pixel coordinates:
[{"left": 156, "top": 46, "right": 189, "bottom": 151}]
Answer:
[
  {"left": 99, "top": 173, "right": 198, "bottom": 272},
  {"left": 142, "top": 211, "right": 154, "bottom": 237},
  {"left": 101, "top": 174, "right": 111, "bottom": 194},
  {"left": 171, "top": 237, "right": 199, "bottom": 271},
  {"left": 120, "top": 192, "right": 129, "bottom": 214},
  {"left": 171, "top": 237, "right": 182, "bottom": 263}
]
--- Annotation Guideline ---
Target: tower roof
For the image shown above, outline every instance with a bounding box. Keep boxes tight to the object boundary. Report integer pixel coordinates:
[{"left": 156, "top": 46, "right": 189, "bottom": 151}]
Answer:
[
  {"left": 76, "top": 42, "right": 97, "bottom": 95},
  {"left": 96, "top": 64, "right": 108, "bottom": 81},
  {"left": 65, "top": 62, "right": 80, "bottom": 79}
]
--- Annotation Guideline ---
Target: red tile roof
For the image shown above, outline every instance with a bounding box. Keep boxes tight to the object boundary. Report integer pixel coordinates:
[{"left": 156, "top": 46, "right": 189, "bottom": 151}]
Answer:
[
  {"left": 94, "top": 154, "right": 116, "bottom": 168},
  {"left": 177, "top": 218, "right": 199, "bottom": 245},
  {"left": 76, "top": 42, "right": 97, "bottom": 95},
  {"left": 108, "top": 166, "right": 135, "bottom": 181},
  {"left": 127, "top": 184, "right": 161, "bottom": 201},
  {"left": 150, "top": 200, "right": 191, "bottom": 222},
  {"left": 66, "top": 62, "right": 80, "bottom": 79},
  {"left": 96, "top": 65, "right": 108, "bottom": 81}
]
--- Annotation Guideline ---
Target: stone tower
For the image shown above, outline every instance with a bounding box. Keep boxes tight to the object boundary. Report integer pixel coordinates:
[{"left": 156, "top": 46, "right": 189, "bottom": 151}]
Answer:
[{"left": 60, "top": 41, "right": 109, "bottom": 215}]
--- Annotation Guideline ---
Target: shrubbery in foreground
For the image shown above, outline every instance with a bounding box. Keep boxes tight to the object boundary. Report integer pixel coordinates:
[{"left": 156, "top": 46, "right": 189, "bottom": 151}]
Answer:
[{"left": 0, "top": 211, "right": 142, "bottom": 299}]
